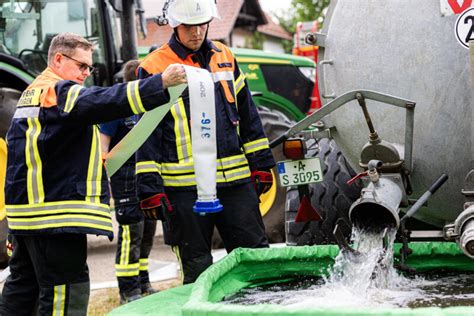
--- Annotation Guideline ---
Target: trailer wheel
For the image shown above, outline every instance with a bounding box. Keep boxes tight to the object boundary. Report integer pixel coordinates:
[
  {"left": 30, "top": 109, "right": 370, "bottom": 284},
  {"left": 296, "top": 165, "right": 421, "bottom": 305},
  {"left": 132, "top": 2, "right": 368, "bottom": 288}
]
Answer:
[
  {"left": 257, "top": 106, "right": 294, "bottom": 243},
  {"left": 285, "top": 138, "right": 363, "bottom": 245}
]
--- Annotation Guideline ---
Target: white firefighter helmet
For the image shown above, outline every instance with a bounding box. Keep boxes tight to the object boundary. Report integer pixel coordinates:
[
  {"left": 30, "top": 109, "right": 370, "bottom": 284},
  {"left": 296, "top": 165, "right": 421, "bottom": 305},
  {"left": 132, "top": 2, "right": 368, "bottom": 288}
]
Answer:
[{"left": 167, "top": 0, "right": 220, "bottom": 28}]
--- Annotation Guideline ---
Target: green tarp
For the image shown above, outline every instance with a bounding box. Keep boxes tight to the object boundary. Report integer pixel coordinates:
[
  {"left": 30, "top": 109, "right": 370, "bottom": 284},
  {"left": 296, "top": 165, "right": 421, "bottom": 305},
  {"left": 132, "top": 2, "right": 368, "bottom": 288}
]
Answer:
[{"left": 110, "top": 242, "right": 474, "bottom": 316}]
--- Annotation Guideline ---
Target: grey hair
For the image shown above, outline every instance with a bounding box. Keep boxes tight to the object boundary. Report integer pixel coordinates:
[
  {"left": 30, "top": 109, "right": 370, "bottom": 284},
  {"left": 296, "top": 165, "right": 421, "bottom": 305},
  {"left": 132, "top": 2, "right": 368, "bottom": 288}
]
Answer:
[{"left": 47, "top": 33, "right": 94, "bottom": 65}]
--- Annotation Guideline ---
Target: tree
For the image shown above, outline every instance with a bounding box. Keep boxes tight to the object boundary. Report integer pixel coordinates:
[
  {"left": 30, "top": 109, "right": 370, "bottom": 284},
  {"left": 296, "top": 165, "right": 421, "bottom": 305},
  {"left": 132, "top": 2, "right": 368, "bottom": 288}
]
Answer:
[{"left": 274, "top": 0, "right": 330, "bottom": 53}]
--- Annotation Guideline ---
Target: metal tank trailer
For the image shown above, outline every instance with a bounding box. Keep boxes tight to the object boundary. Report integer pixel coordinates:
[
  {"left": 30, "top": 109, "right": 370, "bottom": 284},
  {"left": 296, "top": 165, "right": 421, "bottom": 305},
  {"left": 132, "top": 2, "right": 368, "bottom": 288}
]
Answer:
[{"left": 273, "top": 1, "right": 474, "bottom": 259}]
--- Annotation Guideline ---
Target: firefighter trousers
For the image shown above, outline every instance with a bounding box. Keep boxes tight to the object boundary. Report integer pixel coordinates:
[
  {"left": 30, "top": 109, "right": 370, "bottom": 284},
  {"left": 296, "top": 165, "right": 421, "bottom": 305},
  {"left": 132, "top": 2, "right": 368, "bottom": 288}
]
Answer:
[
  {"left": 165, "top": 182, "right": 269, "bottom": 284},
  {"left": 115, "top": 218, "right": 156, "bottom": 298},
  {"left": 0, "top": 234, "right": 89, "bottom": 316}
]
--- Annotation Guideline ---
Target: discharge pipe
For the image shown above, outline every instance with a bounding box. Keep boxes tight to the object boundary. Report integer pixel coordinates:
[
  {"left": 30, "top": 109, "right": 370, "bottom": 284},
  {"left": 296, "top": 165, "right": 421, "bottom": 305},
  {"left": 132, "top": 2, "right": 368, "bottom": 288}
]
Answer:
[
  {"left": 350, "top": 164, "right": 448, "bottom": 232},
  {"left": 349, "top": 160, "right": 405, "bottom": 231}
]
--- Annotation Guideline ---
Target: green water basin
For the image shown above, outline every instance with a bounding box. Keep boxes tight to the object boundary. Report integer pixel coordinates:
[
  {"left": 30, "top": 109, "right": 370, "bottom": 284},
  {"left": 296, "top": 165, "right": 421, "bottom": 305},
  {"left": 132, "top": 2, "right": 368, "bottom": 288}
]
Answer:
[{"left": 109, "top": 242, "right": 474, "bottom": 315}]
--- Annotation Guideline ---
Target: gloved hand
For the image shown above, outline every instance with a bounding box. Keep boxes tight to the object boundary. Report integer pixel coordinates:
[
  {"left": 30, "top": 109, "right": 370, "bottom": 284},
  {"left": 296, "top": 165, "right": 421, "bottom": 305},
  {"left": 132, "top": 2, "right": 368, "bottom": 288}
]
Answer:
[
  {"left": 251, "top": 170, "right": 273, "bottom": 197},
  {"left": 139, "top": 193, "right": 173, "bottom": 220}
]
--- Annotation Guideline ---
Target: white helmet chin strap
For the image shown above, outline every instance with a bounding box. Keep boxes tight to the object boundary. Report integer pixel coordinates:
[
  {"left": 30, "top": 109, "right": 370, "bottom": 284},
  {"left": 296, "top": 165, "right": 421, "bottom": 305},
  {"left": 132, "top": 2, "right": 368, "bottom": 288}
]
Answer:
[{"left": 184, "top": 65, "right": 223, "bottom": 215}]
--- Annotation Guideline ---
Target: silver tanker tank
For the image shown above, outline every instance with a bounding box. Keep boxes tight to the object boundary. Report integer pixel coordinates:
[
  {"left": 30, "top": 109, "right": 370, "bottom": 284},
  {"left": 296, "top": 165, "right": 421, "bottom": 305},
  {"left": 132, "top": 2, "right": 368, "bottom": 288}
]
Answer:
[{"left": 316, "top": 1, "right": 473, "bottom": 229}]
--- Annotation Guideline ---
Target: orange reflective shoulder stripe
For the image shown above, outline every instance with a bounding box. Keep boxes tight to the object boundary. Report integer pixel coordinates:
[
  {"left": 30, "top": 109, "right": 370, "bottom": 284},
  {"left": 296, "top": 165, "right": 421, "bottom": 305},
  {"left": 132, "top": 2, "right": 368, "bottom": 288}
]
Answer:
[
  {"left": 210, "top": 42, "right": 236, "bottom": 104},
  {"left": 140, "top": 45, "right": 197, "bottom": 75}
]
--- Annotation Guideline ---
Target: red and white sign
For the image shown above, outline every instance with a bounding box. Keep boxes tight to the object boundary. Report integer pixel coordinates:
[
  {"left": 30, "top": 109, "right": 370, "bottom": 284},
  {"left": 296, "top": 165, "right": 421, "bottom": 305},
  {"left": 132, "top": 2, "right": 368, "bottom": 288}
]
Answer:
[
  {"left": 440, "top": 0, "right": 472, "bottom": 16},
  {"left": 455, "top": 7, "right": 474, "bottom": 48}
]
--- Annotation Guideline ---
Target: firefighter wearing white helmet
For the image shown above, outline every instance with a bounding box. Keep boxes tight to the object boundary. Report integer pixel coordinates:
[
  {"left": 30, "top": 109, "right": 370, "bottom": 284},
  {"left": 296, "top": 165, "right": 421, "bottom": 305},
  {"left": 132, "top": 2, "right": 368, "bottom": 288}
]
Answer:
[
  {"left": 167, "top": 0, "right": 220, "bottom": 27},
  {"left": 137, "top": 0, "right": 275, "bottom": 284}
]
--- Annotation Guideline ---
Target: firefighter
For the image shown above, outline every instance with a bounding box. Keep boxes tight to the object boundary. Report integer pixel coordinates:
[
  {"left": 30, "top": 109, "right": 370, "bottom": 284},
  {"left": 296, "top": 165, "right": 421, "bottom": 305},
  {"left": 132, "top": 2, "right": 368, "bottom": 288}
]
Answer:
[
  {"left": 0, "top": 33, "right": 186, "bottom": 315},
  {"left": 136, "top": 0, "right": 275, "bottom": 284},
  {"left": 99, "top": 60, "right": 157, "bottom": 304}
]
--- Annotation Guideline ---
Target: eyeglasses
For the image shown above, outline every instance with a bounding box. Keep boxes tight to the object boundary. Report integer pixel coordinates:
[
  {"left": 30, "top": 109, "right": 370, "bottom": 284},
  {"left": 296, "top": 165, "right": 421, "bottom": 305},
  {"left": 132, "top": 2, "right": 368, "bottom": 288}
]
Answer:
[{"left": 62, "top": 54, "right": 95, "bottom": 73}]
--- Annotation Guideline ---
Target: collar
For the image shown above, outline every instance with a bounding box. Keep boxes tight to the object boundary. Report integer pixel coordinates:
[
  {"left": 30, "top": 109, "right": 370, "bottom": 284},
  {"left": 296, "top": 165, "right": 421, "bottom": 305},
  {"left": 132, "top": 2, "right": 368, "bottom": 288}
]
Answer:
[
  {"left": 41, "top": 67, "right": 65, "bottom": 81},
  {"left": 168, "top": 34, "right": 222, "bottom": 60}
]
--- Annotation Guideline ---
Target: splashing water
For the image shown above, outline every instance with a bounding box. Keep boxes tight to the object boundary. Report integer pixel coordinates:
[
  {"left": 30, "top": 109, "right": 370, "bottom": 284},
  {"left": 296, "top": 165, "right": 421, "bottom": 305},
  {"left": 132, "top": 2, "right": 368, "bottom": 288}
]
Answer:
[{"left": 223, "top": 228, "right": 474, "bottom": 308}]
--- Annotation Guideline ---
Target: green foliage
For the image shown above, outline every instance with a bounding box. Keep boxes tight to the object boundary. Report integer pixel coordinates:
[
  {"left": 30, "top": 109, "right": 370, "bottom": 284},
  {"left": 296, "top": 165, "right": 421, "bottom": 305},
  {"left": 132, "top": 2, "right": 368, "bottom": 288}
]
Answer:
[
  {"left": 244, "top": 32, "right": 264, "bottom": 50},
  {"left": 275, "top": 0, "right": 330, "bottom": 35}
]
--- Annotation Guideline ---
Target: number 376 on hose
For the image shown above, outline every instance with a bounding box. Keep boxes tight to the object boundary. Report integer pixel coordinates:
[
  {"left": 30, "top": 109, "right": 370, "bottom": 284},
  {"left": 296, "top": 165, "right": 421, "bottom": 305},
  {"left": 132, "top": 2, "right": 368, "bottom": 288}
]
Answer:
[{"left": 276, "top": 157, "right": 323, "bottom": 187}]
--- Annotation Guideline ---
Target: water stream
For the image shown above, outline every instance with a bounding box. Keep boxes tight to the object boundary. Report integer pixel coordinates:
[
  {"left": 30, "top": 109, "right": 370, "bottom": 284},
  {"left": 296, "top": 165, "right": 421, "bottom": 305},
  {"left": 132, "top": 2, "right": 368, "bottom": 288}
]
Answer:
[{"left": 223, "top": 228, "right": 474, "bottom": 308}]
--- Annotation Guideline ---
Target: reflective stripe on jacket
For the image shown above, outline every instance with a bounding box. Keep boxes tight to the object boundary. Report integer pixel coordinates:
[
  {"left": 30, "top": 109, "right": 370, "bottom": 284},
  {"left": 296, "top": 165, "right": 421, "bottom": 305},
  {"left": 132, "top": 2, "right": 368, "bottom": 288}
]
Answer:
[
  {"left": 5, "top": 67, "right": 169, "bottom": 237},
  {"left": 136, "top": 36, "right": 275, "bottom": 196}
]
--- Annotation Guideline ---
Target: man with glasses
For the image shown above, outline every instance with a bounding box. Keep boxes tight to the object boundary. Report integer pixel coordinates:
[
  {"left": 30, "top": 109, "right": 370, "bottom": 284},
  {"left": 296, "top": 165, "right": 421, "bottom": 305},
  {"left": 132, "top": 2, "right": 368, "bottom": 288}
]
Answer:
[
  {"left": 0, "top": 32, "right": 186, "bottom": 315},
  {"left": 61, "top": 53, "right": 96, "bottom": 74}
]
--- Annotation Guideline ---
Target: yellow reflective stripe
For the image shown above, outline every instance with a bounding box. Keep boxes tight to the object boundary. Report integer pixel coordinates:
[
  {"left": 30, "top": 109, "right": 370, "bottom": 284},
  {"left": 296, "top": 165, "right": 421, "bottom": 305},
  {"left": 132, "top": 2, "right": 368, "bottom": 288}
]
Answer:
[
  {"left": 223, "top": 166, "right": 251, "bottom": 182},
  {"left": 120, "top": 225, "right": 130, "bottom": 265},
  {"left": 126, "top": 81, "right": 141, "bottom": 114},
  {"left": 86, "top": 126, "right": 102, "bottom": 203},
  {"left": 235, "top": 73, "right": 246, "bottom": 94},
  {"left": 243, "top": 138, "right": 270, "bottom": 154},
  {"left": 136, "top": 161, "right": 161, "bottom": 174},
  {"left": 53, "top": 284, "right": 66, "bottom": 316},
  {"left": 25, "top": 118, "right": 44, "bottom": 204},
  {"left": 9, "top": 213, "right": 112, "bottom": 223},
  {"left": 7, "top": 208, "right": 111, "bottom": 217},
  {"left": 115, "top": 263, "right": 140, "bottom": 277},
  {"left": 161, "top": 161, "right": 194, "bottom": 174},
  {"left": 8, "top": 221, "right": 113, "bottom": 231},
  {"left": 171, "top": 98, "right": 192, "bottom": 162},
  {"left": 133, "top": 80, "right": 146, "bottom": 113},
  {"left": 162, "top": 174, "right": 196, "bottom": 186},
  {"left": 160, "top": 155, "right": 248, "bottom": 175},
  {"left": 6, "top": 200, "right": 109, "bottom": 212},
  {"left": 218, "top": 155, "right": 248, "bottom": 169},
  {"left": 64, "top": 85, "right": 83, "bottom": 113},
  {"left": 161, "top": 165, "right": 250, "bottom": 186},
  {"left": 172, "top": 246, "right": 184, "bottom": 283},
  {"left": 139, "top": 258, "right": 149, "bottom": 271}
]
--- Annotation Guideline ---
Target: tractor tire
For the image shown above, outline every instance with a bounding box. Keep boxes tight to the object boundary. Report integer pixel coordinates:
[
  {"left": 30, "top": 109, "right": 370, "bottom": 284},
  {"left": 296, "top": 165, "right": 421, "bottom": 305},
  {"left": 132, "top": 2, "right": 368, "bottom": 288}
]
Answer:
[
  {"left": 0, "top": 88, "right": 20, "bottom": 138},
  {"left": 285, "top": 138, "right": 363, "bottom": 246},
  {"left": 0, "top": 88, "right": 19, "bottom": 268},
  {"left": 257, "top": 106, "right": 293, "bottom": 243}
]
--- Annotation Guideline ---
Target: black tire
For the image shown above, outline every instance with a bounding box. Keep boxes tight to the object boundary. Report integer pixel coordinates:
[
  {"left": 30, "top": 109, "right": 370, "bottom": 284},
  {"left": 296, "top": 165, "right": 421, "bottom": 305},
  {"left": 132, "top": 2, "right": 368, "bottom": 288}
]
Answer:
[
  {"left": 257, "top": 106, "right": 293, "bottom": 243},
  {"left": 285, "top": 138, "right": 363, "bottom": 246},
  {"left": 0, "top": 88, "right": 20, "bottom": 138}
]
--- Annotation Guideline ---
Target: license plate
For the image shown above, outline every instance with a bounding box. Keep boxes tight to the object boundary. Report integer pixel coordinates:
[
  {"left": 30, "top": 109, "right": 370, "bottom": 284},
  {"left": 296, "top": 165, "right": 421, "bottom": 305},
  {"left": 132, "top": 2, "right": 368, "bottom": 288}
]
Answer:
[{"left": 277, "top": 157, "right": 323, "bottom": 187}]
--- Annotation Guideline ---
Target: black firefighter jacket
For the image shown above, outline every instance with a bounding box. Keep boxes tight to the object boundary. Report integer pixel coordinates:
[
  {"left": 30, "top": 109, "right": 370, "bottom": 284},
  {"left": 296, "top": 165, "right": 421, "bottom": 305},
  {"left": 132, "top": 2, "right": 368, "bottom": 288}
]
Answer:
[
  {"left": 5, "top": 67, "right": 170, "bottom": 239},
  {"left": 136, "top": 35, "right": 275, "bottom": 197}
]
